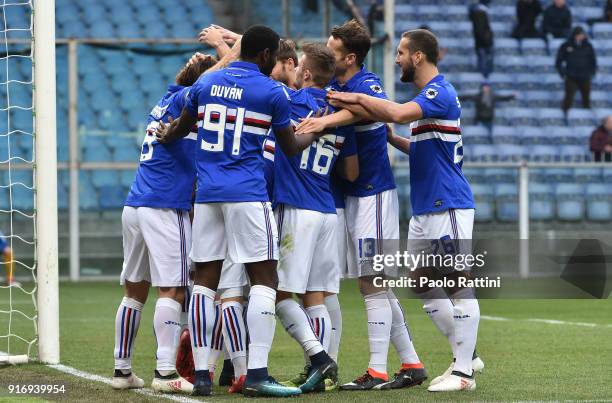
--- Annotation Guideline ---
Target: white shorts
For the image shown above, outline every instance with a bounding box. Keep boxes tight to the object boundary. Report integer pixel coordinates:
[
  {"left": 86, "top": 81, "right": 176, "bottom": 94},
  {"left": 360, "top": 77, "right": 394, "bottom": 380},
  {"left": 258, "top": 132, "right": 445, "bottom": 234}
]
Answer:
[
  {"left": 190, "top": 202, "right": 278, "bottom": 264},
  {"left": 345, "top": 189, "right": 400, "bottom": 278},
  {"left": 275, "top": 205, "right": 340, "bottom": 294},
  {"left": 218, "top": 254, "right": 248, "bottom": 290},
  {"left": 336, "top": 208, "right": 350, "bottom": 281},
  {"left": 407, "top": 208, "right": 475, "bottom": 271},
  {"left": 120, "top": 206, "right": 191, "bottom": 287}
]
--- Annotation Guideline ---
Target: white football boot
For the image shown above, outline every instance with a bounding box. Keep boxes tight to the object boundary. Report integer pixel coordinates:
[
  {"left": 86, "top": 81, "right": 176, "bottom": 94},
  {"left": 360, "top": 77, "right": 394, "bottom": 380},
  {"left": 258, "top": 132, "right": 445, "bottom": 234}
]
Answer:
[
  {"left": 429, "top": 356, "right": 484, "bottom": 386},
  {"left": 151, "top": 373, "right": 194, "bottom": 394},
  {"left": 111, "top": 371, "right": 145, "bottom": 390},
  {"left": 428, "top": 373, "right": 475, "bottom": 392}
]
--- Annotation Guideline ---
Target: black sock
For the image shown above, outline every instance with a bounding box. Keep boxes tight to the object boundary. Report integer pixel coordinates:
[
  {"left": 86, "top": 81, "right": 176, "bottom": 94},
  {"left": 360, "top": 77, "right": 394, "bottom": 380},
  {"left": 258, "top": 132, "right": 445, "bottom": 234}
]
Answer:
[
  {"left": 308, "top": 351, "right": 329, "bottom": 367},
  {"left": 451, "top": 370, "right": 473, "bottom": 379},
  {"left": 472, "top": 350, "right": 478, "bottom": 360},
  {"left": 195, "top": 370, "right": 211, "bottom": 383},
  {"left": 221, "top": 358, "right": 234, "bottom": 374},
  {"left": 114, "top": 369, "right": 131, "bottom": 377},
  {"left": 247, "top": 367, "right": 268, "bottom": 382}
]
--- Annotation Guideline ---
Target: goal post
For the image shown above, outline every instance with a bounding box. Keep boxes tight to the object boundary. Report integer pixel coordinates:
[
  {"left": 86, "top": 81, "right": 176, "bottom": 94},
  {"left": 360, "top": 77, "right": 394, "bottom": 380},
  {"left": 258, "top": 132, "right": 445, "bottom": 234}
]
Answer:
[{"left": 33, "top": 0, "right": 59, "bottom": 364}]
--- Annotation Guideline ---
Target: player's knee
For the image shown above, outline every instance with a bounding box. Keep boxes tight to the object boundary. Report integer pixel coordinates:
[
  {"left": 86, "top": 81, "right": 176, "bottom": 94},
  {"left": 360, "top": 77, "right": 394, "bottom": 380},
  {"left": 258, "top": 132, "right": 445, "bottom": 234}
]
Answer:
[
  {"left": 124, "top": 280, "right": 150, "bottom": 304},
  {"left": 158, "top": 286, "right": 185, "bottom": 304},
  {"left": 275, "top": 290, "right": 292, "bottom": 303}
]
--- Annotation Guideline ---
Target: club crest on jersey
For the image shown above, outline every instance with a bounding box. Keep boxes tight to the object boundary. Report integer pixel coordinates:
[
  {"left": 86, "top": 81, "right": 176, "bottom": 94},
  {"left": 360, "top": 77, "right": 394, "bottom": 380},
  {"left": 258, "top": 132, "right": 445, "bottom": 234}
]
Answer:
[
  {"left": 150, "top": 104, "right": 168, "bottom": 119},
  {"left": 370, "top": 84, "right": 383, "bottom": 93},
  {"left": 425, "top": 88, "right": 438, "bottom": 99}
]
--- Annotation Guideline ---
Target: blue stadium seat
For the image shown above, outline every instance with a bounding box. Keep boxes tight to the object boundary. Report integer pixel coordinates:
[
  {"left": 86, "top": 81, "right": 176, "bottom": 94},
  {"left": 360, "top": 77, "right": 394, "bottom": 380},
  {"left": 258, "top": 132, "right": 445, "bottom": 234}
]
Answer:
[
  {"left": 573, "top": 168, "right": 602, "bottom": 183},
  {"left": 555, "top": 183, "right": 585, "bottom": 221},
  {"left": 91, "top": 170, "right": 119, "bottom": 188},
  {"left": 498, "top": 144, "right": 525, "bottom": 162},
  {"left": 462, "top": 125, "right": 491, "bottom": 144},
  {"left": 492, "top": 126, "right": 519, "bottom": 144},
  {"left": 494, "top": 38, "right": 520, "bottom": 56},
  {"left": 529, "top": 183, "right": 554, "bottom": 221},
  {"left": 538, "top": 108, "right": 565, "bottom": 126},
  {"left": 585, "top": 184, "right": 612, "bottom": 221},
  {"left": 495, "top": 184, "right": 518, "bottom": 222},
  {"left": 544, "top": 168, "right": 573, "bottom": 183},
  {"left": 98, "top": 185, "right": 126, "bottom": 209},
  {"left": 484, "top": 168, "right": 517, "bottom": 184},
  {"left": 120, "top": 170, "right": 135, "bottom": 188},
  {"left": 12, "top": 185, "right": 34, "bottom": 211},
  {"left": 528, "top": 145, "right": 557, "bottom": 162},
  {"left": 471, "top": 184, "right": 494, "bottom": 222},
  {"left": 520, "top": 126, "right": 551, "bottom": 145},
  {"left": 593, "top": 23, "right": 612, "bottom": 39},
  {"left": 604, "top": 167, "right": 612, "bottom": 183},
  {"left": 58, "top": 185, "right": 69, "bottom": 210},
  {"left": 567, "top": 109, "right": 596, "bottom": 127},
  {"left": 83, "top": 144, "right": 112, "bottom": 162},
  {"left": 463, "top": 168, "right": 485, "bottom": 184},
  {"left": 519, "top": 38, "right": 547, "bottom": 55},
  {"left": 465, "top": 144, "right": 496, "bottom": 162},
  {"left": 559, "top": 145, "right": 590, "bottom": 162},
  {"left": 89, "top": 22, "right": 115, "bottom": 38}
]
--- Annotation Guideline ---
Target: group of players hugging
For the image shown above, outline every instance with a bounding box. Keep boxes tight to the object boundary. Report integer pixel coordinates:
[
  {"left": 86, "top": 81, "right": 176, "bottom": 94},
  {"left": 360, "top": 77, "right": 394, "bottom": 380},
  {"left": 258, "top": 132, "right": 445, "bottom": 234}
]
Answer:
[{"left": 110, "top": 18, "right": 483, "bottom": 398}]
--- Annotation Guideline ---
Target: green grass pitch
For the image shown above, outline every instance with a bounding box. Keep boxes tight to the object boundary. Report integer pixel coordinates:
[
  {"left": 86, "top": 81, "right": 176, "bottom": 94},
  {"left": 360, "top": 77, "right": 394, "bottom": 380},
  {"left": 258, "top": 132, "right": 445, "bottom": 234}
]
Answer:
[{"left": 1, "top": 281, "right": 611, "bottom": 402}]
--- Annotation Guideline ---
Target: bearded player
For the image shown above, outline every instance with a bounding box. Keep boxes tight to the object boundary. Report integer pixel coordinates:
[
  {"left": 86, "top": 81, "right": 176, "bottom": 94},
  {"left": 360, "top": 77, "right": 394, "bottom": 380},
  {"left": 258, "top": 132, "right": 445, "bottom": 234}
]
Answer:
[{"left": 324, "top": 29, "right": 483, "bottom": 392}]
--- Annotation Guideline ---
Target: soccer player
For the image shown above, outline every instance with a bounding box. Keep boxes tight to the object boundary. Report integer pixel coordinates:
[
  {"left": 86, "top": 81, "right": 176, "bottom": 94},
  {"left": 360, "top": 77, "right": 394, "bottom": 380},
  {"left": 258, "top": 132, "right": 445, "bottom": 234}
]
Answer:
[
  {"left": 271, "top": 42, "right": 357, "bottom": 393},
  {"left": 297, "top": 19, "right": 425, "bottom": 390},
  {"left": 325, "top": 29, "right": 482, "bottom": 392},
  {"left": 111, "top": 53, "right": 216, "bottom": 393},
  {"left": 271, "top": 39, "right": 299, "bottom": 90},
  {"left": 0, "top": 231, "right": 16, "bottom": 287},
  {"left": 155, "top": 25, "right": 323, "bottom": 397}
]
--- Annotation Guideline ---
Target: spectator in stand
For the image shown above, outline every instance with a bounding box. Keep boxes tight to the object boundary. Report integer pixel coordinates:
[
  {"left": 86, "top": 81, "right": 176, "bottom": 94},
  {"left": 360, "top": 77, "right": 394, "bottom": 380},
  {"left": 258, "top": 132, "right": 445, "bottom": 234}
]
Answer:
[
  {"left": 590, "top": 116, "right": 612, "bottom": 162},
  {"left": 556, "top": 26, "right": 597, "bottom": 115},
  {"left": 512, "top": 0, "right": 543, "bottom": 40},
  {"left": 542, "top": 0, "right": 572, "bottom": 39},
  {"left": 460, "top": 82, "right": 516, "bottom": 133},
  {"left": 587, "top": 0, "right": 612, "bottom": 26},
  {"left": 469, "top": 0, "right": 494, "bottom": 77}
]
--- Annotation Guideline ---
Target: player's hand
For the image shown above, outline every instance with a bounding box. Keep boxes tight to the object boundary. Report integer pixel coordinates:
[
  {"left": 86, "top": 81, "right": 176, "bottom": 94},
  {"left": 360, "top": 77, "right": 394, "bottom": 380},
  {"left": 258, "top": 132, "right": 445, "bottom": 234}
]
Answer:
[
  {"left": 327, "top": 90, "right": 360, "bottom": 105},
  {"left": 386, "top": 123, "right": 394, "bottom": 141},
  {"left": 295, "top": 117, "right": 326, "bottom": 135},
  {"left": 198, "top": 26, "right": 225, "bottom": 49},
  {"left": 187, "top": 52, "right": 208, "bottom": 66},
  {"left": 211, "top": 24, "right": 241, "bottom": 45},
  {"left": 155, "top": 116, "right": 174, "bottom": 143}
]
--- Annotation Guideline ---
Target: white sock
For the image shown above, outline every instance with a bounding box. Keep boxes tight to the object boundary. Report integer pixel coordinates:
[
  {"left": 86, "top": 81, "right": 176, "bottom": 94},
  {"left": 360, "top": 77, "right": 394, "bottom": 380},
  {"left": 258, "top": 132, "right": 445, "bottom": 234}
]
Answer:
[
  {"left": 208, "top": 300, "right": 224, "bottom": 374},
  {"left": 246, "top": 285, "right": 276, "bottom": 370},
  {"left": 188, "top": 285, "right": 216, "bottom": 371},
  {"left": 387, "top": 290, "right": 421, "bottom": 365},
  {"left": 420, "top": 287, "right": 457, "bottom": 357},
  {"left": 324, "top": 294, "right": 342, "bottom": 362},
  {"left": 276, "top": 298, "right": 323, "bottom": 356},
  {"left": 114, "top": 297, "right": 143, "bottom": 370},
  {"left": 305, "top": 304, "right": 332, "bottom": 353},
  {"left": 364, "top": 291, "right": 392, "bottom": 376},
  {"left": 222, "top": 300, "right": 248, "bottom": 378},
  {"left": 154, "top": 297, "right": 182, "bottom": 374},
  {"left": 449, "top": 288, "right": 480, "bottom": 376}
]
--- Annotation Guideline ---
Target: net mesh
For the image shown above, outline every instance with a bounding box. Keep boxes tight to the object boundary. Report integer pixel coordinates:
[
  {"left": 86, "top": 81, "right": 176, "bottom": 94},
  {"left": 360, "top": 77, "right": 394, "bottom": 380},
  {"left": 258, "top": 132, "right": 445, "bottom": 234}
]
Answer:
[{"left": 0, "top": 0, "right": 37, "bottom": 362}]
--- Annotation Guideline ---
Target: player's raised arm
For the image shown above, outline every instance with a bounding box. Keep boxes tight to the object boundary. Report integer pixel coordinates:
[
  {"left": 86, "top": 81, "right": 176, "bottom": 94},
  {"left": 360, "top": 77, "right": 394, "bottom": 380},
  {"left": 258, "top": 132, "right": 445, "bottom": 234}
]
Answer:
[
  {"left": 199, "top": 26, "right": 231, "bottom": 59},
  {"left": 274, "top": 125, "right": 321, "bottom": 156},
  {"left": 295, "top": 108, "right": 358, "bottom": 135}
]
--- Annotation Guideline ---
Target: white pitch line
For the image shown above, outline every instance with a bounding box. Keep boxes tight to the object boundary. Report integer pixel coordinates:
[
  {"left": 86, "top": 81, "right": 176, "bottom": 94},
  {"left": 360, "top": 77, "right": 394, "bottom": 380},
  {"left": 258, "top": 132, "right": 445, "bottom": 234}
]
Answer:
[
  {"left": 48, "top": 364, "right": 204, "bottom": 403},
  {"left": 480, "top": 316, "right": 612, "bottom": 328}
]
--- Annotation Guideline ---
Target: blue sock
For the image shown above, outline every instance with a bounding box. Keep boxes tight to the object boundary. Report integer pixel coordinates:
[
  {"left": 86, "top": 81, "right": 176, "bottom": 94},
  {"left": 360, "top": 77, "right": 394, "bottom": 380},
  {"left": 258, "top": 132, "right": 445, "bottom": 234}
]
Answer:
[{"left": 246, "top": 367, "right": 269, "bottom": 382}]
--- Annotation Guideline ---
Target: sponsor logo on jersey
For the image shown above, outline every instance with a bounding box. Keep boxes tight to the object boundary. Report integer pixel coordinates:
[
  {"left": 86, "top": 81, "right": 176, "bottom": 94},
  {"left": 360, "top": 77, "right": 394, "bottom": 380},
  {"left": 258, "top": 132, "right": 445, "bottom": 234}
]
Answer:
[{"left": 151, "top": 104, "right": 169, "bottom": 120}]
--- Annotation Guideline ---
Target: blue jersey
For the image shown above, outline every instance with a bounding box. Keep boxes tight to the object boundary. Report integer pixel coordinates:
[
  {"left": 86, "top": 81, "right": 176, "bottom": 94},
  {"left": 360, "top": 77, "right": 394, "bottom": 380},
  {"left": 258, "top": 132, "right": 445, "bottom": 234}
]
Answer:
[
  {"left": 262, "top": 134, "right": 275, "bottom": 202},
  {"left": 0, "top": 231, "right": 7, "bottom": 253},
  {"left": 329, "top": 66, "right": 396, "bottom": 197},
  {"left": 331, "top": 126, "right": 357, "bottom": 209},
  {"left": 410, "top": 74, "right": 474, "bottom": 215},
  {"left": 125, "top": 85, "right": 197, "bottom": 211},
  {"left": 186, "top": 61, "right": 291, "bottom": 203},
  {"left": 273, "top": 87, "right": 346, "bottom": 214}
]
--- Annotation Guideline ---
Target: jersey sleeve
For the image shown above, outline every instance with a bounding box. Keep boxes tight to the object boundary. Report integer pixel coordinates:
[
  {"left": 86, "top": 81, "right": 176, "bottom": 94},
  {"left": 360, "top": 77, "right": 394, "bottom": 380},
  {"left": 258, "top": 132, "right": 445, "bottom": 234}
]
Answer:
[
  {"left": 338, "top": 127, "right": 357, "bottom": 158},
  {"left": 270, "top": 85, "right": 292, "bottom": 129},
  {"left": 358, "top": 78, "right": 388, "bottom": 100},
  {"left": 412, "top": 86, "right": 451, "bottom": 119},
  {"left": 185, "top": 80, "right": 205, "bottom": 117}
]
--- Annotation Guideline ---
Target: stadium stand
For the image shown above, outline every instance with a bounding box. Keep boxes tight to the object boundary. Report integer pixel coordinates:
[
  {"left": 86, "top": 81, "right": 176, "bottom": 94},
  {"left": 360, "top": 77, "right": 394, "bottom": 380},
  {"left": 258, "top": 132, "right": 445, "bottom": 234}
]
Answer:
[{"left": 1, "top": 0, "right": 608, "bottom": 224}]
